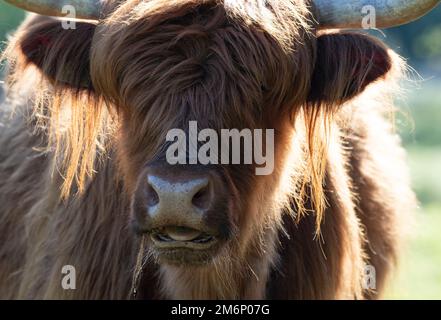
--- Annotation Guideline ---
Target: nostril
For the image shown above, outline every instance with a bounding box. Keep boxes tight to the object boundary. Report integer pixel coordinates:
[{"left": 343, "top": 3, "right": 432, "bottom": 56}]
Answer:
[
  {"left": 146, "top": 183, "right": 159, "bottom": 207},
  {"left": 192, "top": 184, "right": 211, "bottom": 210}
]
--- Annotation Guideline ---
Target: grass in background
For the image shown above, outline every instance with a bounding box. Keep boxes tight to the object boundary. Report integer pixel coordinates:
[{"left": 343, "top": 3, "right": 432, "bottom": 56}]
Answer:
[
  {"left": 387, "top": 205, "right": 441, "bottom": 299},
  {"left": 386, "top": 83, "right": 441, "bottom": 299},
  {"left": 387, "top": 144, "right": 441, "bottom": 299},
  {"left": 0, "top": 3, "right": 24, "bottom": 50}
]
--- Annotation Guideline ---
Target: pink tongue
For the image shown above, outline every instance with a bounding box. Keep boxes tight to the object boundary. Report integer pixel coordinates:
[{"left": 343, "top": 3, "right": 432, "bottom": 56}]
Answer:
[{"left": 163, "top": 227, "right": 202, "bottom": 242}]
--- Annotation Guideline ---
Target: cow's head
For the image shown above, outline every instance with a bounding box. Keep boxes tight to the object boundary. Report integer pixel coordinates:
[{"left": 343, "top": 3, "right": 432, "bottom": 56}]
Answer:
[{"left": 5, "top": 0, "right": 437, "bottom": 269}]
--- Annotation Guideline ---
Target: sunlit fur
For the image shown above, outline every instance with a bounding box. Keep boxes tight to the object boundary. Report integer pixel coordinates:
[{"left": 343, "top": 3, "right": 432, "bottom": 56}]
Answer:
[{"left": 0, "top": 0, "right": 415, "bottom": 299}]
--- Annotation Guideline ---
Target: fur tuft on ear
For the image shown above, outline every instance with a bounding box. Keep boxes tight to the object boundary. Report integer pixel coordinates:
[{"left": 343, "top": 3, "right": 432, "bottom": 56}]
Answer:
[
  {"left": 2, "top": 15, "right": 108, "bottom": 199},
  {"left": 307, "top": 32, "right": 393, "bottom": 106},
  {"left": 299, "top": 32, "right": 395, "bottom": 232},
  {"left": 18, "top": 15, "right": 96, "bottom": 91}
]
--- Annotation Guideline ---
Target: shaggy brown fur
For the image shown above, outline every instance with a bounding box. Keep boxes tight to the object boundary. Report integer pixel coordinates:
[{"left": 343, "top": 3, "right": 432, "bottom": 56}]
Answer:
[{"left": 0, "top": 0, "right": 415, "bottom": 299}]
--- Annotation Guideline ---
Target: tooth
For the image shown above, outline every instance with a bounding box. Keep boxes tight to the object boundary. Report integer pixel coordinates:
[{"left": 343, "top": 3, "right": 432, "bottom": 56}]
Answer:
[
  {"left": 194, "top": 235, "right": 213, "bottom": 243},
  {"left": 164, "top": 227, "right": 202, "bottom": 242}
]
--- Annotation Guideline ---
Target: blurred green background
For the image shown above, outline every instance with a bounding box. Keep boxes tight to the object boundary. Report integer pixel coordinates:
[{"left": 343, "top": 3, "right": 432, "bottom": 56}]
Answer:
[{"left": 1, "top": 2, "right": 440, "bottom": 299}]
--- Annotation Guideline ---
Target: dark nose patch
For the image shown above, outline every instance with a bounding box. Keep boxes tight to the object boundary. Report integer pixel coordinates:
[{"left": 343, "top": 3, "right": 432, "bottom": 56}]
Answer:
[
  {"left": 145, "top": 174, "right": 212, "bottom": 217},
  {"left": 131, "top": 163, "right": 232, "bottom": 244}
]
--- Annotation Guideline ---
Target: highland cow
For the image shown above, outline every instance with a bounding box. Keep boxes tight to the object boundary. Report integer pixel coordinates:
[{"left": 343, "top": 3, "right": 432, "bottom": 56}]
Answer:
[{"left": 0, "top": 0, "right": 437, "bottom": 299}]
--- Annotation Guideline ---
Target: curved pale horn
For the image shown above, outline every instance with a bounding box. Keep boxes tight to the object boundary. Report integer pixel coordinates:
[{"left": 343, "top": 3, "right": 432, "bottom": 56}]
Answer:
[
  {"left": 314, "top": 0, "right": 440, "bottom": 29},
  {"left": 4, "top": 0, "right": 103, "bottom": 20}
]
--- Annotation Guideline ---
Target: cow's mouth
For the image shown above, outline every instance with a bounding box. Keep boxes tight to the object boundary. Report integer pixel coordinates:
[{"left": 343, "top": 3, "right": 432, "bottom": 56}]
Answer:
[
  {"left": 151, "top": 226, "right": 217, "bottom": 248},
  {"left": 150, "top": 226, "right": 220, "bottom": 265}
]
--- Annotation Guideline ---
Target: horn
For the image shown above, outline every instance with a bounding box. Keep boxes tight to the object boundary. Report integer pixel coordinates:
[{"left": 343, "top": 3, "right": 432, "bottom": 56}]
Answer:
[
  {"left": 4, "top": 0, "right": 103, "bottom": 20},
  {"left": 314, "top": 0, "right": 440, "bottom": 29}
]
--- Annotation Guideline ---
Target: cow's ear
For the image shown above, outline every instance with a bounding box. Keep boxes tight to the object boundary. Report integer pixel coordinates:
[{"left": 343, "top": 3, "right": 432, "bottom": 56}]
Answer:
[
  {"left": 19, "top": 16, "right": 96, "bottom": 91},
  {"left": 307, "top": 32, "right": 393, "bottom": 106}
]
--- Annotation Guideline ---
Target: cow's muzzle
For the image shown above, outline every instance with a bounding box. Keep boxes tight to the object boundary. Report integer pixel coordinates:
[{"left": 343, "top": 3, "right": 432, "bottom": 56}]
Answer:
[{"left": 131, "top": 163, "right": 232, "bottom": 265}]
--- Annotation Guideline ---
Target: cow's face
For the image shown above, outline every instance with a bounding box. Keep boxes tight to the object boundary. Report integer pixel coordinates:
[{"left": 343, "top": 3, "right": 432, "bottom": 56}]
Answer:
[
  {"left": 88, "top": 1, "right": 316, "bottom": 266},
  {"left": 15, "top": 0, "right": 392, "bottom": 267}
]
